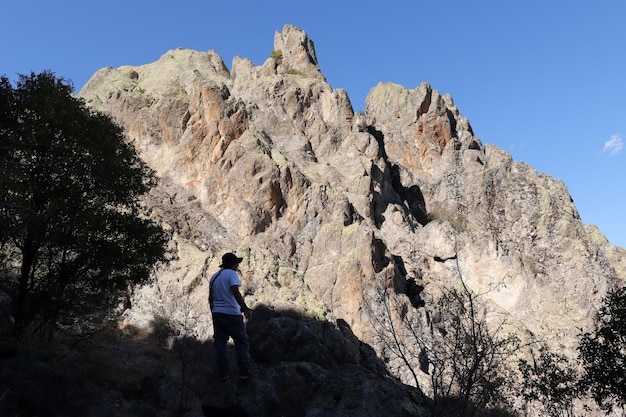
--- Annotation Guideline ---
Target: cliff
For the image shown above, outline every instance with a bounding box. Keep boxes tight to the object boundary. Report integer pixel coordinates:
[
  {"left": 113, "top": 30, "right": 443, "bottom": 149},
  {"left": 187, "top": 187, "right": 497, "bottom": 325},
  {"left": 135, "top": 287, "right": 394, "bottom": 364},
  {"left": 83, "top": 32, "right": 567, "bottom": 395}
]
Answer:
[{"left": 77, "top": 24, "right": 625, "bottom": 415}]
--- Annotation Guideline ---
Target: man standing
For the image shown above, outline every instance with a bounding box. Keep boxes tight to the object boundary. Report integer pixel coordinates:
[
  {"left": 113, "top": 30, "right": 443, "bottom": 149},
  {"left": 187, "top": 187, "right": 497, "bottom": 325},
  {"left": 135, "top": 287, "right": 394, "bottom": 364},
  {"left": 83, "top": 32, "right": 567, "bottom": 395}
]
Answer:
[{"left": 209, "top": 252, "right": 252, "bottom": 381}]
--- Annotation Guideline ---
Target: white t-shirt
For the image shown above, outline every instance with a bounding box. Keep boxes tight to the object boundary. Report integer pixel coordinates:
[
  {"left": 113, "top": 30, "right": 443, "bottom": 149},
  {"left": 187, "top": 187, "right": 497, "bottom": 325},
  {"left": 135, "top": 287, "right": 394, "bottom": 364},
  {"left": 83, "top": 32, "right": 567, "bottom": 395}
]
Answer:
[{"left": 210, "top": 268, "right": 242, "bottom": 315}]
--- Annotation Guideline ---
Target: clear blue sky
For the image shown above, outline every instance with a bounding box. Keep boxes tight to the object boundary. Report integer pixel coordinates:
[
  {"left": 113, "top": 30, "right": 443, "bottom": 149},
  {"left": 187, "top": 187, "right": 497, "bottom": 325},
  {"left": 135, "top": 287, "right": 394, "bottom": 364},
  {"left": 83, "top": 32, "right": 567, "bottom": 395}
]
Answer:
[{"left": 3, "top": 1, "right": 625, "bottom": 248}]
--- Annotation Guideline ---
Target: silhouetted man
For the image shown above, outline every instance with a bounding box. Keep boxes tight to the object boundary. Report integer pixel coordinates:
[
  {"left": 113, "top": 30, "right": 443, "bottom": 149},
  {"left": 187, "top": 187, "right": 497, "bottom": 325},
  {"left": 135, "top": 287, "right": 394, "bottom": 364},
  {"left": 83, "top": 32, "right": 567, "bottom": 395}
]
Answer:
[{"left": 209, "top": 252, "right": 252, "bottom": 381}]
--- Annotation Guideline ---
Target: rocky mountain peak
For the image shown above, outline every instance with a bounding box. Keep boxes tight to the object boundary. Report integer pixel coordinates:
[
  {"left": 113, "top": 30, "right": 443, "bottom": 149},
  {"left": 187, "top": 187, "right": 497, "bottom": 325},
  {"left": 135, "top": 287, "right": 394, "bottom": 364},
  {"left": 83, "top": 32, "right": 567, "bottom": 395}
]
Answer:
[
  {"left": 77, "top": 24, "right": 625, "bottom": 416},
  {"left": 272, "top": 24, "right": 324, "bottom": 79}
]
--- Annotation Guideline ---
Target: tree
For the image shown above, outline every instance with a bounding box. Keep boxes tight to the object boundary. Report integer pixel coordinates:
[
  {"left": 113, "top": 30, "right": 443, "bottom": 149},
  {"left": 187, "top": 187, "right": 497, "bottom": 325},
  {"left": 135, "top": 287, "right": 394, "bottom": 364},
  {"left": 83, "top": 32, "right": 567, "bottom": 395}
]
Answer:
[
  {"left": 578, "top": 286, "right": 626, "bottom": 412},
  {"left": 518, "top": 347, "right": 579, "bottom": 417},
  {"left": 0, "top": 71, "right": 168, "bottom": 338},
  {"left": 368, "top": 255, "right": 520, "bottom": 417},
  {"left": 424, "top": 260, "right": 520, "bottom": 417}
]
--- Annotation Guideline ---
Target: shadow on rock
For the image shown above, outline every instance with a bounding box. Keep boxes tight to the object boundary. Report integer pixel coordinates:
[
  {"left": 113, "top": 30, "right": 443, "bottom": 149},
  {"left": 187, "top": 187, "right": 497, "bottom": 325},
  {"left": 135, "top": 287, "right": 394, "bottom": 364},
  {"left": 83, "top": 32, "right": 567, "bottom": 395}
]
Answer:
[{"left": 0, "top": 304, "right": 431, "bottom": 417}]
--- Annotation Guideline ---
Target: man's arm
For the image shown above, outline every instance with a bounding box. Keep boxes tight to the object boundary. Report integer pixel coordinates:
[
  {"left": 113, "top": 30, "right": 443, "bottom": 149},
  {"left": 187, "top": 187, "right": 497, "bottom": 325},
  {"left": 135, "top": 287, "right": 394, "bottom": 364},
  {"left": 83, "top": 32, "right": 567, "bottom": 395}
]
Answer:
[{"left": 231, "top": 285, "right": 251, "bottom": 319}]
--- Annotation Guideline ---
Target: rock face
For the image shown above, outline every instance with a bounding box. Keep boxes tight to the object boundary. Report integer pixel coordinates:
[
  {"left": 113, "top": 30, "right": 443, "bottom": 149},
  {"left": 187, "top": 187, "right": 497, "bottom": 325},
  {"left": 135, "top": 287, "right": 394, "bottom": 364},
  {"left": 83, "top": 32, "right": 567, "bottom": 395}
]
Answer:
[{"left": 79, "top": 24, "right": 625, "bottom": 414}]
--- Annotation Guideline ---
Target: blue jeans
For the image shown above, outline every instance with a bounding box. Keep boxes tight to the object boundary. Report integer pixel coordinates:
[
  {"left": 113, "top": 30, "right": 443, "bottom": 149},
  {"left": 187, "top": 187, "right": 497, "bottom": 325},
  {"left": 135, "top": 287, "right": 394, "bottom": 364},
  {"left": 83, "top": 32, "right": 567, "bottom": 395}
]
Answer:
[{"left": 212, "top": 313, "right": 250, "bottom": 377}]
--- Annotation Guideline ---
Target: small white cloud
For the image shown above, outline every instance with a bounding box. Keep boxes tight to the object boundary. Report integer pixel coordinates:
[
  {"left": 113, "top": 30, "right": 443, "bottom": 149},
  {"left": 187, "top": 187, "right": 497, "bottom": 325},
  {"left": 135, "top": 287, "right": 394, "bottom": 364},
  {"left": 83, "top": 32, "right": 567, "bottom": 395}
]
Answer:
[{"left": 602, "top": 135, "right": 624, "bottom": 156}]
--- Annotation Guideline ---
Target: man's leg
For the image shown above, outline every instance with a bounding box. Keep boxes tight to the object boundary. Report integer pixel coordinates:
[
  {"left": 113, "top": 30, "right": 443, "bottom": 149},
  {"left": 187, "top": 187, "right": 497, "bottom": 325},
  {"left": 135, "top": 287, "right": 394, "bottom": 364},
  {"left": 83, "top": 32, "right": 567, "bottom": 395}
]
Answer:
[
  {"left": 222, "top": 314, "right": 251, "bottom": 377},
  {"left": 212, "top": 313, "right": 230, "bottom": 379}
]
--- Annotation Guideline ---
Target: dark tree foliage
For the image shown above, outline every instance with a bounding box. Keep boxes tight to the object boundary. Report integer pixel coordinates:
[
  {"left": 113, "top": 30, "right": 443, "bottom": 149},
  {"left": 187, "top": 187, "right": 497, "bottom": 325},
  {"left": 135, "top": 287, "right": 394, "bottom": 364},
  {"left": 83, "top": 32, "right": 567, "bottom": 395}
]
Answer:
[
  {"left": 0, "top": 71, "right": 168, "bottom": 338},
  {"left": 518, "top": 348, "right": 579, "bottom": 416},
  {"left": 578, "top": 286, "right": 626, "bottom": 412}
]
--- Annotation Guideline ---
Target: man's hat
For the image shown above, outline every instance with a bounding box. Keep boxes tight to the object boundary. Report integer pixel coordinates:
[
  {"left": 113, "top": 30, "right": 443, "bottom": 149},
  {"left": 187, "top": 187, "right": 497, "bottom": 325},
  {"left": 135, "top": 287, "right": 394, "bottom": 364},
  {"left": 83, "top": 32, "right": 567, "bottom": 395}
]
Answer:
[{"left": 220, "top": 252, "right": 243, "bottom": 268}]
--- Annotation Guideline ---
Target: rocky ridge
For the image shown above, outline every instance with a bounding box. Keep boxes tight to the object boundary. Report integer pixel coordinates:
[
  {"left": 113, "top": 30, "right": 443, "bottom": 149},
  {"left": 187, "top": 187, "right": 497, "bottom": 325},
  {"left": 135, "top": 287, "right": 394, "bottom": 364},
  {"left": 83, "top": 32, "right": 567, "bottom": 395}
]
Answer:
[{"left": 78, "top": 24, "right": 625, "bottom": 416}]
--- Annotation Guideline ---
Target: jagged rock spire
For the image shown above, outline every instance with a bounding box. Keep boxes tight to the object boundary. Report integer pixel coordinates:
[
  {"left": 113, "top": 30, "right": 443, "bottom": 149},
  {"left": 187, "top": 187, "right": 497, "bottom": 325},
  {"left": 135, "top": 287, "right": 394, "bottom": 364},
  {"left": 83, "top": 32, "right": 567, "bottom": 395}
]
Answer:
[{"left": 272, "top": 24, "right": 325, "bottom": 80}]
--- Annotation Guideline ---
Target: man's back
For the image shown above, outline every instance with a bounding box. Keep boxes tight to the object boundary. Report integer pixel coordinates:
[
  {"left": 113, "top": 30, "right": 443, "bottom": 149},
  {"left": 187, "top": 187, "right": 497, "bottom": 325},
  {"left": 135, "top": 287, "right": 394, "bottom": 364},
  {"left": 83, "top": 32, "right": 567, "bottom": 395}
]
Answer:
[{"left": 210, "top": 269, "right": 241, "bottom": 315}]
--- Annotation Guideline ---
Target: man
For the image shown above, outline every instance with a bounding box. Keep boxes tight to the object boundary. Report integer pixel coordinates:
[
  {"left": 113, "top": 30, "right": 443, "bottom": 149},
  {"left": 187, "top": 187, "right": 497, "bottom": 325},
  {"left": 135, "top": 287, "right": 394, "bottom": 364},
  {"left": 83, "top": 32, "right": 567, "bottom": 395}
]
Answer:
[{"left": 209, "top": 252, "right": 252, "bottom": 381}]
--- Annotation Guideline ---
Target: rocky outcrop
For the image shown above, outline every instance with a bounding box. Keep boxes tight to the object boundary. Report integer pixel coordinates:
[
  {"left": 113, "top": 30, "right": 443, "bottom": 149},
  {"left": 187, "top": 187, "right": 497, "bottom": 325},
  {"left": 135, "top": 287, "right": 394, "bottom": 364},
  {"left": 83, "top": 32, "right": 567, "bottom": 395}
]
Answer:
[{"left": 79, "top": 24, "right": 625, "bottom": 415}]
